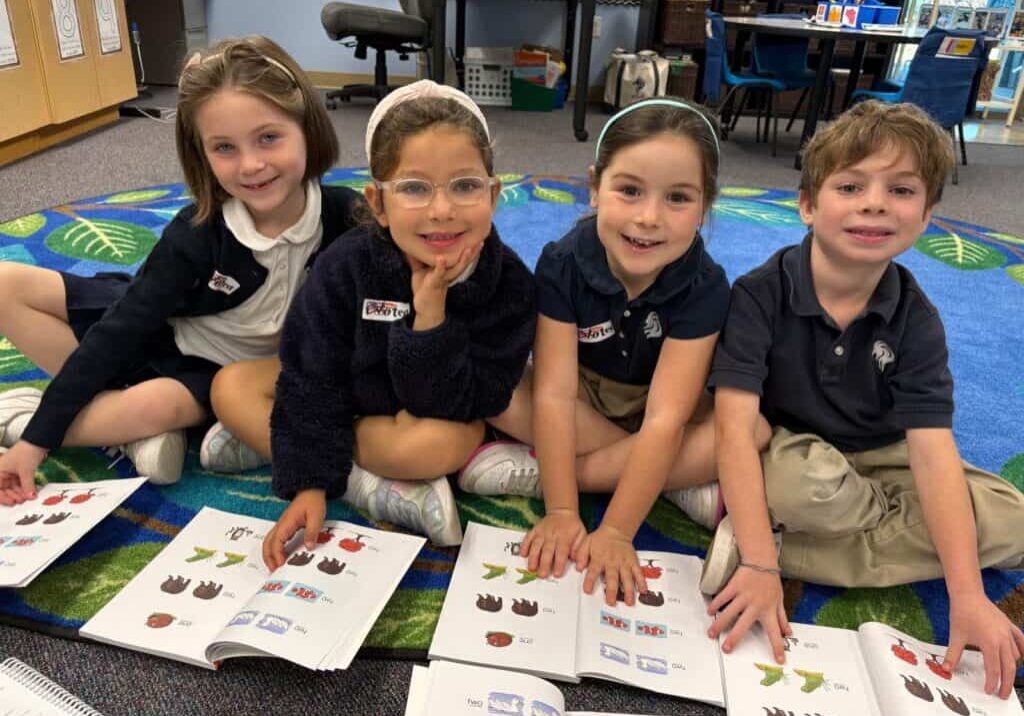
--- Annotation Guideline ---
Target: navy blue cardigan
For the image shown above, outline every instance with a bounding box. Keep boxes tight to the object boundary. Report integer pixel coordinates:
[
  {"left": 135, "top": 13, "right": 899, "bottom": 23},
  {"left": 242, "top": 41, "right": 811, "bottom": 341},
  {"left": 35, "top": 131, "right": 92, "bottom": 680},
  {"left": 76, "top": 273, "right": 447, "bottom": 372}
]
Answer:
[{"left": 270, "top": 225, "right": 536, "bottom": 500}]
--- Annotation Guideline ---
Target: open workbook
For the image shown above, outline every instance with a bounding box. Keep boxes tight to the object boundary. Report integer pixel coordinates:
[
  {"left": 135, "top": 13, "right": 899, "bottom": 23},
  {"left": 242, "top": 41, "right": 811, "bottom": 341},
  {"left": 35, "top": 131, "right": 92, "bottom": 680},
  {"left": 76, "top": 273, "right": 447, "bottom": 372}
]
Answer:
[
  {"left": 428, "top": 522, "right": 724, "bottom": 705},
  {"left": 0, "top": 477, "right": 146, "bottom": 587},
  {"left": 80, "top": 506, "right": 424, "bottom": 670},
  {"left": 404, "top": 661, "right": 656, "bottom": 716},
  {"left": 0, "top": 657, "right": 104, "bottom": 716},
  {"left": 720, "top": 620, "right": 1024, "bottom": 716}
]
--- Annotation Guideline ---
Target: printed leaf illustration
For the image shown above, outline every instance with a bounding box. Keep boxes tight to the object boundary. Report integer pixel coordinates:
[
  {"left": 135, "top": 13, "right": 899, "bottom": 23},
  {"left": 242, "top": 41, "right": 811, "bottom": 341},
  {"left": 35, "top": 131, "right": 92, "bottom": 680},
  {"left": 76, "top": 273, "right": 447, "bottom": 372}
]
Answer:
[
  {"left": 498, "top": 185, "right": 529, "bottom": 210},
  {"left": 915, "top": 233, "right": 1006, "bottom": 271},
  {"left": 720, "top": 187, "right": 767, "bottom": 197},
  {"left": 365, "top": 587, "right": 446, "bottom": 649},
  {"left": 104, "top": 189, "right": 172, "bottom": 204},
  {"left": 1007, "top": 264, "right": 1024, "bottom": 287},
  {"left": 45, "top": 218, "right": 158, "bottom": 265},
  {"left": 0, "top": 338, "right": 36, "bottom": 376},
  {"left": 816, "top": 585, "right": 934, "bottom": 642},
  {"left": 497, "top": 173, "right": 525, "bottom": 183},
  {"left": 0, "top": 213, "right": 46, "bottom": 238},
  {"left": 533, "top": 185, "right": 575, "bottom": 205}
]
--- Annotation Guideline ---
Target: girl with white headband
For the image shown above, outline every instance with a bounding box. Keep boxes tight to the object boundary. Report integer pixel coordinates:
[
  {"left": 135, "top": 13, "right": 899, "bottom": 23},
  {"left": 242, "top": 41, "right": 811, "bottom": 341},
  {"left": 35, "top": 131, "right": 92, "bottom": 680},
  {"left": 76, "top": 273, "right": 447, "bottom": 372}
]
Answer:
[
  {"left": 252, "top": 80, "right": 536, "bottom": 563},
  {"left": 459, "top": 98, "right": 768, "bottom": 607},
  {"left": 0, "top": 36, "right": 358, "bottom": 494}
]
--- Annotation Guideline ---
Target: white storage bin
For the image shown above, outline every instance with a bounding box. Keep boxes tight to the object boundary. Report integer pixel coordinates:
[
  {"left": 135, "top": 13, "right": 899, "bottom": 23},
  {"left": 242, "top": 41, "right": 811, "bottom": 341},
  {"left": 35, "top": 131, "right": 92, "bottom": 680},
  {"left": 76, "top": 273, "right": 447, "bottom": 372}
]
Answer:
[{"left": 463, "top": 47, "right": 514, "bottom": 106}]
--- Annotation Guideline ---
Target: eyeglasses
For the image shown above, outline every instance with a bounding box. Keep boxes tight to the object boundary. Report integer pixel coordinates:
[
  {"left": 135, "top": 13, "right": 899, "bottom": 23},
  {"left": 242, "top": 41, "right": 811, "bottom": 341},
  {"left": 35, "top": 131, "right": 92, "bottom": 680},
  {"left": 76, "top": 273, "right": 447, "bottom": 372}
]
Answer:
[{"left": 374, "top": 176, "right": 497, "bottom": 209}]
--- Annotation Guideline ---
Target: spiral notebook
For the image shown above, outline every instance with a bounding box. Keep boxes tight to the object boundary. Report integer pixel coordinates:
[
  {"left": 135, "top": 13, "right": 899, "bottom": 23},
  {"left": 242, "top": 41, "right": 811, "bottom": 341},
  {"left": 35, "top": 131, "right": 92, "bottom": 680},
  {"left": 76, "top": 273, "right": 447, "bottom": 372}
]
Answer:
[{"left": 0, "top": 657, "right": 104, "bottom": 716}]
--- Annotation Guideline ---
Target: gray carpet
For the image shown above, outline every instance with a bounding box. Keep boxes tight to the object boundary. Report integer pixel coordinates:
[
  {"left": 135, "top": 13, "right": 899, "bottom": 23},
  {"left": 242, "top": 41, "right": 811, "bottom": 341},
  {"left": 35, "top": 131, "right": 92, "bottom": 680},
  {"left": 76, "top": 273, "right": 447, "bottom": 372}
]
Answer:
[{"left": 1, "top": 96, "right": 1022, "bottom": 715}]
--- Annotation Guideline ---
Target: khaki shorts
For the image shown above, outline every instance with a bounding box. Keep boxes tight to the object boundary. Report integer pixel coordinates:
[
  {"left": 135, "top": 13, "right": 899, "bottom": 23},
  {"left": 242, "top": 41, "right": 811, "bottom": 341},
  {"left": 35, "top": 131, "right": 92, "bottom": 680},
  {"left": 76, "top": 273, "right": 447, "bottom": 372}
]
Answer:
[{"left": 577, "top": 365, "right": 649, "bottom": 433}]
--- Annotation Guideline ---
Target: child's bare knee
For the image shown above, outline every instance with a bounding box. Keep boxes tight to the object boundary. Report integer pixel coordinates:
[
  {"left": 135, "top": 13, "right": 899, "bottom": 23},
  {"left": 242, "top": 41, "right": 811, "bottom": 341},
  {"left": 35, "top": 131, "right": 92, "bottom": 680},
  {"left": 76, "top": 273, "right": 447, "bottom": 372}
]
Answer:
[{"left": 211, "top": 364, "right": 246, "bottom": 411}]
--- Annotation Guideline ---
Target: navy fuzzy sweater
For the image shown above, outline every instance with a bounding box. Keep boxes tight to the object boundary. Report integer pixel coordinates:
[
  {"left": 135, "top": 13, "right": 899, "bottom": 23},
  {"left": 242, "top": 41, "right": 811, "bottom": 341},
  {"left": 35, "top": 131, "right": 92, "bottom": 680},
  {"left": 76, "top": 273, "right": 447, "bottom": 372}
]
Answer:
[{"left": 270, "top": 225, "right": 536, "bottom": 500}]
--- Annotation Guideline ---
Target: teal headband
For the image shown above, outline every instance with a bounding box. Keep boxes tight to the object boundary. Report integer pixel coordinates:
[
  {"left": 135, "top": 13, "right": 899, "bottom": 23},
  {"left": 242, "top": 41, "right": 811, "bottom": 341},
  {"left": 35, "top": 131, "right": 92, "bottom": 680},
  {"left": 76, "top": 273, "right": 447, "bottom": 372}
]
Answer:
[{"left": 594, "top": 98, "right": 721, "bottom": 160}]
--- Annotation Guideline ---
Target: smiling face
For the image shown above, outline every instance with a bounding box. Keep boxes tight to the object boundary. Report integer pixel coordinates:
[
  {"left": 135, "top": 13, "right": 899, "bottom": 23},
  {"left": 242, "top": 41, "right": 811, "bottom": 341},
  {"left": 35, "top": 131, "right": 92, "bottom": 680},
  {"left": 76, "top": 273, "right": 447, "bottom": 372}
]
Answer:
[
  {"left": 799, "top": 148, "right": 931, "bottom": 273},
  {"left": 195, "top": 87, "right": 308, "bottom": 236},
  {"left": 363, "top": 124, "right": 498, "bottom": 268},
  {"left": 590, "top": 132, "right": 706, "bottom": 298}
]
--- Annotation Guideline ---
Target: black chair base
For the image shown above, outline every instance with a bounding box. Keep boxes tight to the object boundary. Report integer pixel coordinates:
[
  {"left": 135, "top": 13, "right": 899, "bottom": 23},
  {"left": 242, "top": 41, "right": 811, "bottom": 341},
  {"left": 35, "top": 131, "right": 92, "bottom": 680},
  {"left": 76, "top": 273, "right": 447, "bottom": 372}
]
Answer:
[{"left": 325, "top": 83, "right": 394, "bottom": 106}]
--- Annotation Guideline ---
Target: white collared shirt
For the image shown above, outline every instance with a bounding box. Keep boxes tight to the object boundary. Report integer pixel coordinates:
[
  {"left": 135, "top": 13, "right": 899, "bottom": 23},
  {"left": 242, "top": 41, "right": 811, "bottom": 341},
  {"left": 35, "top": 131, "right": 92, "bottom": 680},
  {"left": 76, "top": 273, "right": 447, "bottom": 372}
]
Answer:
[{"left": 170, "top": 181, "right": 324, "bottom": 366}]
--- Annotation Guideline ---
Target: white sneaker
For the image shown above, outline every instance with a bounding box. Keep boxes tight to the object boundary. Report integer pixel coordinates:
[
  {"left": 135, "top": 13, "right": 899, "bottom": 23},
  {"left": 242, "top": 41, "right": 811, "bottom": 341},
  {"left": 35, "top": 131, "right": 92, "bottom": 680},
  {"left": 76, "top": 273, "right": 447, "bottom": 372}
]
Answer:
[
  {"left": 699, "top": 515, "right": 783, "bottom": 595},
  {"left": 663, "top": 482, "right": 724, "bottom": 530},
  {"left": 0, "top": 387, "right": 43, "bottom": 448},
  {"left": 344, "top": 464, "right": 462, "bottom": 546},
  {"left": 199, "top": 421, "right": 269, "bottom": 473},
  {"left": 121, "top": 429, "right": 187, "bottom": 486},
  {"left": 457, "top": 441, "right": 542, "bottom": 497}
]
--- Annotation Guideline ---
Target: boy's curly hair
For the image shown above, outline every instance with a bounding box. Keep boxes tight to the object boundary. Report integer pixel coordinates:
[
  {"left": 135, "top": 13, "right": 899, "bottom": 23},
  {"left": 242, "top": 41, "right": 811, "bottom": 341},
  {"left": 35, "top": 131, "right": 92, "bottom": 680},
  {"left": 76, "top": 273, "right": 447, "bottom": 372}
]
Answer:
[{"left": 799, "top": 100, "right": 954, "bottom": 210}]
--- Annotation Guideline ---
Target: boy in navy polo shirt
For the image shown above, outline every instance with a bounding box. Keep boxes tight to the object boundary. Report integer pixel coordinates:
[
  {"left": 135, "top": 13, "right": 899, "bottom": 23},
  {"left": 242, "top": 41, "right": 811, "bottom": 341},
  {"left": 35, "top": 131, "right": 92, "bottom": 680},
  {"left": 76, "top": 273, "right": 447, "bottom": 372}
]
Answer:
[{"left": 704, "top": 101, "right": 1024, "bottom": 699}]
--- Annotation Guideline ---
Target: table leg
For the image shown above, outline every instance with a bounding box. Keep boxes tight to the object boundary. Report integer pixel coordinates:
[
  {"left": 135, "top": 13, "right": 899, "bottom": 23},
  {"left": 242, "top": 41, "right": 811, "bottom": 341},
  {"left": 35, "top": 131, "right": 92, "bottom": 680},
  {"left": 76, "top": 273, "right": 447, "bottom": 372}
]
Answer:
[
  {"left": 455, "top": 0, "right": 466, "bottom": 87},
  {"left": 840, "top": 40, "right": 867, "bottom": 112},
  {"left": 573, "top": 0, "right": 596, "bottom": 141},
  {"left": 431, "top": 0, "right": 447, "bottom": 85},
  {"left": 564, "top": 0, "right": 578, "bottom": 81},
  {"left": 797, "top": 37, "right": 835, "bottom": 170}
]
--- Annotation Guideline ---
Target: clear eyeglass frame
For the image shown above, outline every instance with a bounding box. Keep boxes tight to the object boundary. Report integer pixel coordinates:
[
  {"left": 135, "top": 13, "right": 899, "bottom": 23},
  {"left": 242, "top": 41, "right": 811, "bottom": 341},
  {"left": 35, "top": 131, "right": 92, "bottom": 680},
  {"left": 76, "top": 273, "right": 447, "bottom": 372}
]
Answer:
[{"left": 373, "top": 176, "right": 498, "bottom": 208}]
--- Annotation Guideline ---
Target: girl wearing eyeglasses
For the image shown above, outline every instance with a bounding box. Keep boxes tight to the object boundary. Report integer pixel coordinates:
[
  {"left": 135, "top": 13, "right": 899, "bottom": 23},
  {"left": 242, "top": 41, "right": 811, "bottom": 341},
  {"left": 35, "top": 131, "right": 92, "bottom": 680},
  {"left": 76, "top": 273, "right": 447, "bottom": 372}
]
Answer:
[{"left": 221, "top": 81, "right": 536, "bottom": 566}]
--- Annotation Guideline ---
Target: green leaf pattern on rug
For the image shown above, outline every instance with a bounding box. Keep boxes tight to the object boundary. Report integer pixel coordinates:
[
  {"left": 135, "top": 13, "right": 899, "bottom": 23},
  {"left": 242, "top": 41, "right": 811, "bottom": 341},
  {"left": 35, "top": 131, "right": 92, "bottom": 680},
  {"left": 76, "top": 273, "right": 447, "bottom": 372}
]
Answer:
[
  {"left": 364, "top": 588, "right": 446, "bottom": 649},
  {"left": 533, "top": 186, "right": 575, "bottom": 204},
  {"left": 20, "top": 543, "right": 166, "bottom": 622},
  {"left": 986, "top": 232, "right": 1024, "bottom": 246},
  {"left": 499, "top": 185, "right": 529, "bottom": 209},
  {"left": 1007, "top": 264, "right": 1024, "bottom": 287},
  {"left": 915, "top": 233, "right": 1007, "bottom": 271},
  {"left": 713, "top": 198, "right": 805, "bottom": 227},
  {"left": 104, "top": 189, "right": 172, "bottom": 204},
  {"left": 46, "top": 218, "right": 158, "bottom": 265},
  {"left": 815, "top": 585, "right": 934, "bottom": 642},
  {"left": 0, "top": 213, "right": 46, "bottom": 239},
  {"left": 0, "top": 338, "right": 35, "bottom": 376},
  {"left": 497, "top": 173, "right": 525, "bottom": 183},
  {"left": 1001, "top": 453, "right": 1024, "bottom": 493},
  {"left": 644, "top": 498, "right": 711, "bottom": 550},
  {"left": 457, "top": 494, "right": 545, "bottom": 530},
  {"left": 720, "top": 187, "right": 767, "bottom": 197},
  {"left": 326, "top": 178, "right": 371, "bottom": 190}
]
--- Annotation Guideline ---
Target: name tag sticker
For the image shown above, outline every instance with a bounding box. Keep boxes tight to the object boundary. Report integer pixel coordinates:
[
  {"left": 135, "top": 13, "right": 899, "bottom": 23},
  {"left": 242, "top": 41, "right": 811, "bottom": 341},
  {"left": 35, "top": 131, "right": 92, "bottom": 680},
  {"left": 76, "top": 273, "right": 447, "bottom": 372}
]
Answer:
[
  {"left": 578, "top": 321, "right": 615, "bottom": 343},
  {"left": 362, "top": 298, "right": 411, "bottom": 322}
]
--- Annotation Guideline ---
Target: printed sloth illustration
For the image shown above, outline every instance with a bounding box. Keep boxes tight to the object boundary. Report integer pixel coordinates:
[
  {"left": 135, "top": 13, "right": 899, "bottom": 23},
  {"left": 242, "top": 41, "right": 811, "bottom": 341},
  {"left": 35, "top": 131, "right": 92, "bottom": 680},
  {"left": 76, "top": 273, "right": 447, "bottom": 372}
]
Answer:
[
  {"left": 287, "top": 551, "right": 314, "bottom": 567},
  {"left": 511, "top": 598, "right": 538, "bottom": 617},
  {"left": 901, "top": 674, "right": 934, "bottom": 702},
  {"left": 160, "top": 575, "right": 191, "bottom": 594},
  {"left": 476, "top": 594, "right": 502, "bottom": 612},
  {"left": 43, "top": 512, "right": 71, "bottom": 525},
  {"left": 317, "top": 557, "right": 345, "bottom": 575},
  {"left": 192, "top": 580, "right": 223, "bottom": 600},
  {"left": 937, "top": 688, "right": 969, "bottom": 716}
]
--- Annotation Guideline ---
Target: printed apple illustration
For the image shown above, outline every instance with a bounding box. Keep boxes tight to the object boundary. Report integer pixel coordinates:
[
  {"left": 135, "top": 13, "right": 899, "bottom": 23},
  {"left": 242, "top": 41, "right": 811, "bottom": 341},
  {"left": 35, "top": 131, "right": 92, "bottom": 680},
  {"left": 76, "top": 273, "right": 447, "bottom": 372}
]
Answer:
[
  {"left": 339, "top": 534, "right": 368, "bottom": 553},
  {"left": 891, "top": 638, "right": 918, "bottom": 665},
  {"left": 145, "top": 612, "right": 175, "bottom": 629},
  {"left": 926, "top": 653, "right": 952, "bottom": 680},
  {"left": 69, "top": 488, "right": 97, "bottom": 504},
  {"left": 42, "top": 490, "right": 68, "bottom": 506},
  {"left": 316, "top": 527, "right": 335, "bottom": 545},
  {"left": 485, "top": 631, "right": 513, "bottom": 648},
  {"left": 640, "top": 559, "right": 662, "bottom": 580}
]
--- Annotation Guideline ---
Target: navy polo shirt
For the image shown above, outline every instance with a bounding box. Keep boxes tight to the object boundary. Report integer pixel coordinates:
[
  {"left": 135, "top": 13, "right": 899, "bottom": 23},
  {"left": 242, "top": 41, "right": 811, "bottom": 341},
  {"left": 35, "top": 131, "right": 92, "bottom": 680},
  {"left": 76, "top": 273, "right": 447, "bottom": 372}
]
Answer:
[
  {"left": 535, "top": 217, "right": 730, "bottom": 386},
  {"left": 710, "top": 235, "right": 954, "bottom": 453}
]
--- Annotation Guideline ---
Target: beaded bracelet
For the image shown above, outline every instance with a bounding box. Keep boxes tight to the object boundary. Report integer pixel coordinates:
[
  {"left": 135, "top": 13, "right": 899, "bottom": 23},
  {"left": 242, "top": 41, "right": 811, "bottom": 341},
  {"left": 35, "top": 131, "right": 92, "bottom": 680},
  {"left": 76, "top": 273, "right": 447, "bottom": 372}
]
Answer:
[{"left": 738, "top": 560, "right": 782, "bottom": 576}]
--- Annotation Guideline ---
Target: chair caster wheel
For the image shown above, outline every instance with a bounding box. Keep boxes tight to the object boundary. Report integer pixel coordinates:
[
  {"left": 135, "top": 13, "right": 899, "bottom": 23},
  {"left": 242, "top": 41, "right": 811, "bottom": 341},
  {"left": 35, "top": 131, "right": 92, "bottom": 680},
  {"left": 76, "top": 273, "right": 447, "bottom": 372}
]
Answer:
[
  {"left": 325, "top": 99, "right": 338, "bottom": 110},
  {"left": 574, "top": 129, "right": 589, "bottom": 142}
]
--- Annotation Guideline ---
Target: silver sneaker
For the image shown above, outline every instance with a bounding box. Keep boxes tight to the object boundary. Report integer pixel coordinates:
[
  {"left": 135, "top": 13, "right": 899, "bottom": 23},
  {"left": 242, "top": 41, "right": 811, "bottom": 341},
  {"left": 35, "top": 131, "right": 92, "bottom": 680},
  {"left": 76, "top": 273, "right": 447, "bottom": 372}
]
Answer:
[
  {"left": 663, "top": 481, "right": 724, "bottom": 530},
  {"left": 347, "top": 464, "right": 462, "bottom": 546},
  {"left": 457, "top": 441, "right": 542, "bottom": 497},
  {"left": 199, "top": 421, "right": 269, "bottom": 473},
  {"left": 121, "top": 429, "right": 187, "bottom": 486},
  {"left": 0, "top": 387, "right": 43, "bottom": 448}
]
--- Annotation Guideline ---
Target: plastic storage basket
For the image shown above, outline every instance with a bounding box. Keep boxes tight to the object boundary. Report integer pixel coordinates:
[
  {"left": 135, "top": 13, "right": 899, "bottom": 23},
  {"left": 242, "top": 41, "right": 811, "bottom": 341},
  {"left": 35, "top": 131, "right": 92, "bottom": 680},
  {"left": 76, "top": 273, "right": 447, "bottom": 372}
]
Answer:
[{"left": 463, "top": 47, "right": 514, "bottom": 106}]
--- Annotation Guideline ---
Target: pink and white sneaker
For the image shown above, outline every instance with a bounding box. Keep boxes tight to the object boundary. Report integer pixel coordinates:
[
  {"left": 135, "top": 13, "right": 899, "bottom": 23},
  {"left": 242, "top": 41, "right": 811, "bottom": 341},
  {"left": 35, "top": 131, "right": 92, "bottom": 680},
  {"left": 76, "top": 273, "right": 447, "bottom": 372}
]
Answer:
[
  {"left": 457, "top": 441, "right": 542, "bottom": 497},
  {"left": 663, "top": 482, "right": 725, "bottom": 531}
]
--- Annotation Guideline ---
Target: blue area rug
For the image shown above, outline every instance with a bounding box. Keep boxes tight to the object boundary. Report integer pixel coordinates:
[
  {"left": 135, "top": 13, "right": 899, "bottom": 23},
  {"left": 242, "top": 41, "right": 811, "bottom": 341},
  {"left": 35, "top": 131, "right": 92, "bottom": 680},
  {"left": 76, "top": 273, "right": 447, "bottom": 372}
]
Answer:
[{"left": 1, "top": 168, "right": 1023, "bottom": 659}]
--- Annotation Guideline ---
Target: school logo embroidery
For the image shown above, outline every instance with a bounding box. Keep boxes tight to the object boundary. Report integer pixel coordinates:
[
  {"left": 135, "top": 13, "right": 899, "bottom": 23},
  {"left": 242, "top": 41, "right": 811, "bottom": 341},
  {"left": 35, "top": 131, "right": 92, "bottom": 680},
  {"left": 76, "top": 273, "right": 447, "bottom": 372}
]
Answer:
[
  {"left": 361, "top": 298, "right": 411, "bottom": 322},
  {"left": 207, "top": 271, "right": 240, "bottom": 295},
  {"left": 578, "top": 321, "right": 615, "bottom": 343},
  {"left": 872, "top": 340, "right": 895, "bottom": 373},
  {"left": 643, "top": 311, "right": 663, "bottom": 339}
]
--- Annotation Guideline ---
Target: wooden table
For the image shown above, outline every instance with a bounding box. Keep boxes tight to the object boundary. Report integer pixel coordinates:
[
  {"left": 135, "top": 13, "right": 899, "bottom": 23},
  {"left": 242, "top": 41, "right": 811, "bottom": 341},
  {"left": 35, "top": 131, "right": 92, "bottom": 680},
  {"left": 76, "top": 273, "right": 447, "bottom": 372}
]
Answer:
[{"left": 723, "top": 17, "right": 930, "bottom": 168}]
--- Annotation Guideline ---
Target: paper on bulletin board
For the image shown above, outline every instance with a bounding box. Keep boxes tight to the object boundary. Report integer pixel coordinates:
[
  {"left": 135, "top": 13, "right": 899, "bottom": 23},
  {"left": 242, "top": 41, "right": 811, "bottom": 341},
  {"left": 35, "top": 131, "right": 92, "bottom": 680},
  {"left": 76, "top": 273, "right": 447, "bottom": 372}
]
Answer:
[
  {"left": 94, "top": 0, "right": 120, "bottom": 54},
  {"left": 937, "top": 36, "right": 977, "bottom": 57},
  {"left": 51, "top": 0, "right": 84, "bottom": 60},
  {"left": 0, "top": 0, "right": 19, "bottom": 69}
]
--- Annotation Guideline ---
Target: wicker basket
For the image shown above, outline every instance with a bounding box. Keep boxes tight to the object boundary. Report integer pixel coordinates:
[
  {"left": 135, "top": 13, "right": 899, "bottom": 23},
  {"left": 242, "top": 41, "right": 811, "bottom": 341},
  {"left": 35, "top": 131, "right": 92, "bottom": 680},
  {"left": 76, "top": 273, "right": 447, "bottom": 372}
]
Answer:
[
  {"left": 666, "top": 60, "right": 699, "bottom": 99},
  {"left": 661, "top": 0, "right": 710, "bottom": 46},
  {"left": 721, "top": 0, "right": 768, "bottom": 15}
]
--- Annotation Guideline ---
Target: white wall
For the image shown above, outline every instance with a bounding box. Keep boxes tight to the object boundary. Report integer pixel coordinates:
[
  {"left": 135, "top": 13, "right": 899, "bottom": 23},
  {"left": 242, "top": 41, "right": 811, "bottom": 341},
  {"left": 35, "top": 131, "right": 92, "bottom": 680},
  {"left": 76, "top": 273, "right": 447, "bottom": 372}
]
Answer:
[{"left": 205, "top": 0, "right": 641, "bottom": 86}]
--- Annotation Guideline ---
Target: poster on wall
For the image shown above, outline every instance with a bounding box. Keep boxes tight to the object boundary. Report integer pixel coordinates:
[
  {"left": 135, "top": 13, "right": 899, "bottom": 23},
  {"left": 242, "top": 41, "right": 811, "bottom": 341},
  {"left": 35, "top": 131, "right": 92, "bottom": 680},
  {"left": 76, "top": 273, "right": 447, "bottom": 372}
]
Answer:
[
  {"left": 94, "top": 0, "right": 120, "bottom": 53},
  {"left": 0, "top": 0, "right": 19, "bottom": 69},
  {"left": 1010, "top": 10, "right": 1024, "bottom": 40},
  {"left": 51, "top": 0, "right": 84, "bottom": 60}
]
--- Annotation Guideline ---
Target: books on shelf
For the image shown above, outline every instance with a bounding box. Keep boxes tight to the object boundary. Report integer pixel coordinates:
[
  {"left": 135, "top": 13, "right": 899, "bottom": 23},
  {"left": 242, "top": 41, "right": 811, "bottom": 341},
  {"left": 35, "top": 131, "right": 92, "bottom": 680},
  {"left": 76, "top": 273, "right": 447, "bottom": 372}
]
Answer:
[
  {"left": 428, "top": 522, "right": 724, "bottom": 705},
  {"left": 0, "top": 477, "right": 147, "bottom": 587},
  {"left": 0, "top": 657, "right": 104, "bottom": 716},
  {"left": 80, "top": 506, "right": 424, "bottom": 670},
  {"left": 404, "top": 661, "right": 656, "bottom": 716}
]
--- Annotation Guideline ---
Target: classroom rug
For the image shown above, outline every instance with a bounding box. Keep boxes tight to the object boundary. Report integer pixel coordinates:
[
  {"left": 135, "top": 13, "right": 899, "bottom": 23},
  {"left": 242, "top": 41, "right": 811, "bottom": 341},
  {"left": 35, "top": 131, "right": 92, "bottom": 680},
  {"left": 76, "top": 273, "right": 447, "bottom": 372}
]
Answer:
[{"left": 1, "top": 168, "right": 1023, "bottom": 662}]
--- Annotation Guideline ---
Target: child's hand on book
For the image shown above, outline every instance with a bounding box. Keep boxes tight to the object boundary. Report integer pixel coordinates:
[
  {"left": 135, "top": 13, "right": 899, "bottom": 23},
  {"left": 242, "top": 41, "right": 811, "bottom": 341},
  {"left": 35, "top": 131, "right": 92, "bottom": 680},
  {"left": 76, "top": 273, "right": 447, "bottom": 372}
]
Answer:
[
  {"left": 521, "top": 509, "right": 586, "bottom": 578},
  {"left": 0, "top": 440, "right": 45, "bottom": 506},
  {"left": 262, "top": 488, "right": 327, "bottom": 570},
  {"left": 706, "top": 567, "right": 791, "bottom": 664},
  {"left": 576, "top": 524, "right": 647, "bottom": 607},
  {"left": 945, "top": 592, "right": 1024, "bottom": 699}
]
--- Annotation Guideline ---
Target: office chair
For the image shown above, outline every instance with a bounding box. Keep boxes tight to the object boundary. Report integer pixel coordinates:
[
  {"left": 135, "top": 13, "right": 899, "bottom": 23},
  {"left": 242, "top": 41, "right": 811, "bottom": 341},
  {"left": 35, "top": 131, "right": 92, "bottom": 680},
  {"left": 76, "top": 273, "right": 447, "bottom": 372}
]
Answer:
[{"left": 321, "top": 0, "right": 433, "bottom": 105}]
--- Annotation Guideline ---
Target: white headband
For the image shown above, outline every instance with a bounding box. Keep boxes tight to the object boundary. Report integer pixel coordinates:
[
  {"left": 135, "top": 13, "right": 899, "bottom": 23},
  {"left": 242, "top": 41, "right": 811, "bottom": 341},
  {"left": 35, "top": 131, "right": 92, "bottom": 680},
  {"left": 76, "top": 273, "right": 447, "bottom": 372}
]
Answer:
[
  {"left": 595, "top": 98, "right": 720, "bottom": 159},
  {"left": 179, "top": 50, "right": 298, "bottom": 89},
  {"left": 365, "top": 80, "right": 490, "bottom": 166}
]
